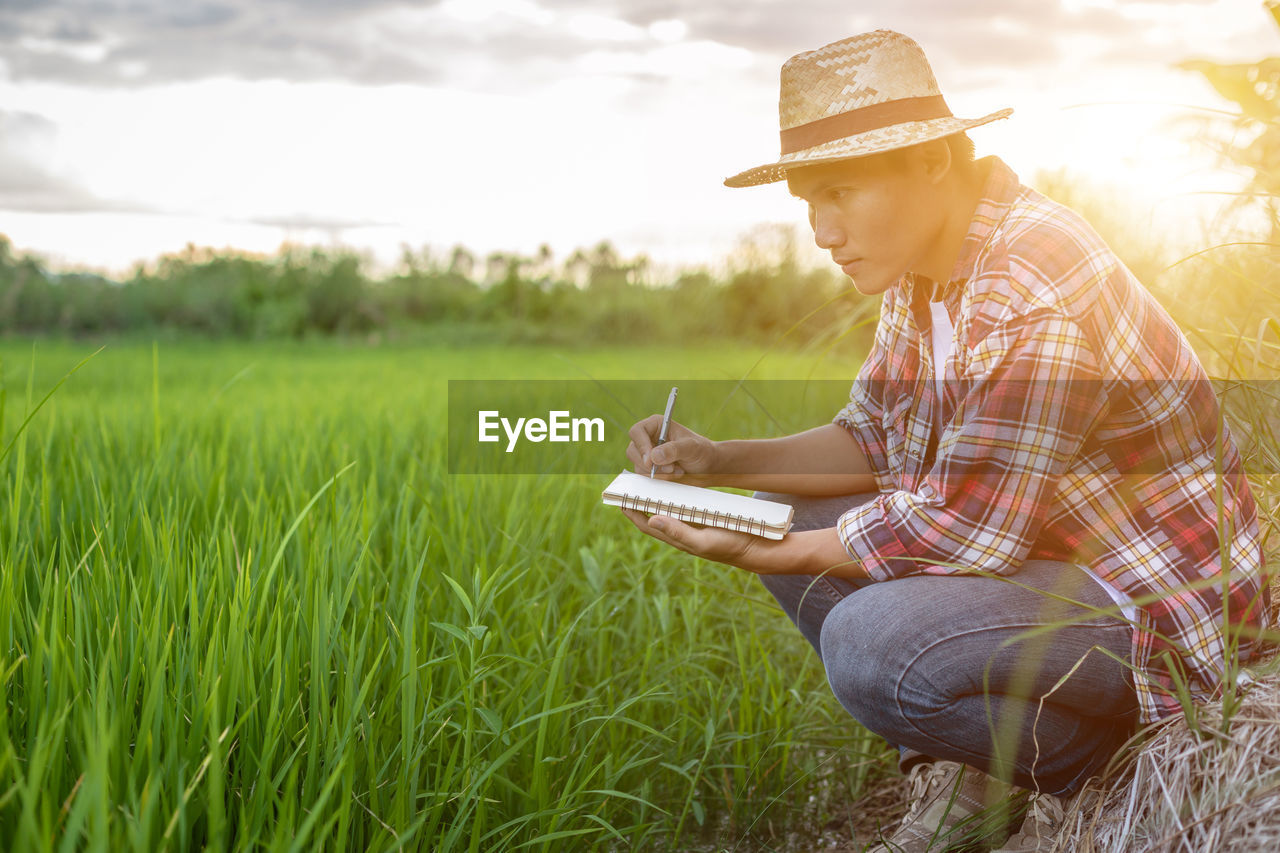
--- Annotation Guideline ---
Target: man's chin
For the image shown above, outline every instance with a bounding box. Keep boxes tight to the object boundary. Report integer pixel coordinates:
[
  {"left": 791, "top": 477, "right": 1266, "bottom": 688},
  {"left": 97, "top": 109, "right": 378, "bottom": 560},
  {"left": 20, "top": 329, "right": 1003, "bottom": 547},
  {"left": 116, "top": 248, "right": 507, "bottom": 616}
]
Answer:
[{"left": 848, "top": 273, "right": 893, "bottom": 297}]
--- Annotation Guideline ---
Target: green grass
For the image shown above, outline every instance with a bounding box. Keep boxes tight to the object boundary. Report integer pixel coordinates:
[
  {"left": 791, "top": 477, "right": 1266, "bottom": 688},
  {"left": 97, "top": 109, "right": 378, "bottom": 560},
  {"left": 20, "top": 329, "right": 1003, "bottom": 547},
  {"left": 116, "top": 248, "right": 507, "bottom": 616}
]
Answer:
[{"left": 0, "top": 340, "right": 892, "bottom": 851}]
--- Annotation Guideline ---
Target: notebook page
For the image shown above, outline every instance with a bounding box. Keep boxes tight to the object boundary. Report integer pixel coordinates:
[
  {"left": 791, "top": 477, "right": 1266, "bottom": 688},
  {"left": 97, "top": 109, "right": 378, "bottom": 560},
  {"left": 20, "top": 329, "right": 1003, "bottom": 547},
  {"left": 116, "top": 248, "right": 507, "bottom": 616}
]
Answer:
[{"left": 602, "top": 470, "right": 792, "bottom": 528}]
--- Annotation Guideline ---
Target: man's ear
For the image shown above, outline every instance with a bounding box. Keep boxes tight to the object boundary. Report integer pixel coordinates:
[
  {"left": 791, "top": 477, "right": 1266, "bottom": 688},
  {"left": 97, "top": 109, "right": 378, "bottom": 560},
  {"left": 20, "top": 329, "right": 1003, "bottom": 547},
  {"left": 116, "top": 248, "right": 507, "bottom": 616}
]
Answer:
[{"left": 914, "top": 138, "right": 952, "bottom": 185}]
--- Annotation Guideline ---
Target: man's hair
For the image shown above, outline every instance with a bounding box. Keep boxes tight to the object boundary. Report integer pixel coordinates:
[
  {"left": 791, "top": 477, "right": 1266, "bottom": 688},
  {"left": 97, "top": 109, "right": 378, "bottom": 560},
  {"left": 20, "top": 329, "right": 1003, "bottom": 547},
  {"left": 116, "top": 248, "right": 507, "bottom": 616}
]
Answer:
[
  {"left": 877, "top": 131, "right": 976, "bottom": 175},
  {"left": 946, "top": 132, "right": 976, "bottom": 169}
]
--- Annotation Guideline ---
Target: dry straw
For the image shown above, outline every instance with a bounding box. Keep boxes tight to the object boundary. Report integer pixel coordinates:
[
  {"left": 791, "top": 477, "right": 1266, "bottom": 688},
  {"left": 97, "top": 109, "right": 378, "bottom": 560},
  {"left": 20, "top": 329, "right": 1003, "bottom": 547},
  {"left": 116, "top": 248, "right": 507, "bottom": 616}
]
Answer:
[
  {"left": 1042, "top": 651, "right": 1280, "bottom": 852},
  {"left": 835, "top": 652, "right": 1280, "bottom": 851},
  {"left": 724, "top": 30, "right": 1011, "bottom": 188}
]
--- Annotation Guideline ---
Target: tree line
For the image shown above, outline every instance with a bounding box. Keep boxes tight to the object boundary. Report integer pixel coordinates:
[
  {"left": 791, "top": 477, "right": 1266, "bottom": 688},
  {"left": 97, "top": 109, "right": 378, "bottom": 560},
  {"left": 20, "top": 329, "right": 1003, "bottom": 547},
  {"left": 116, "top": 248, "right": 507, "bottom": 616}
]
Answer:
[{"left": 0, "top": 231, "right": 875, "bottom": 351}]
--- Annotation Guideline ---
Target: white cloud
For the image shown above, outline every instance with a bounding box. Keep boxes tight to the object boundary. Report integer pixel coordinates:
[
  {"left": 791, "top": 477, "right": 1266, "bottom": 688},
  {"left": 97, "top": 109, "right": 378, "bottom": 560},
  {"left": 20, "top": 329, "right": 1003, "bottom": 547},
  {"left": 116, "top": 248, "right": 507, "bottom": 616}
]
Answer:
[
  {"left": 0, "top": 0, "right": 1274, "bottom": 271},
  {"left": 648, "top": 18, "right": 688, "bottom": 43}
]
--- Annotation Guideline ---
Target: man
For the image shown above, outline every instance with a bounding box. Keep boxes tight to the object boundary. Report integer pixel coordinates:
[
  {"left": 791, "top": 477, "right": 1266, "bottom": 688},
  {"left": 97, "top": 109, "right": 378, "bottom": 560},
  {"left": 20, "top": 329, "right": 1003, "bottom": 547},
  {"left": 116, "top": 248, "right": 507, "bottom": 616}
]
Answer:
[{"left": 621, "top": 30, "right": 1268, "bottom": 852}]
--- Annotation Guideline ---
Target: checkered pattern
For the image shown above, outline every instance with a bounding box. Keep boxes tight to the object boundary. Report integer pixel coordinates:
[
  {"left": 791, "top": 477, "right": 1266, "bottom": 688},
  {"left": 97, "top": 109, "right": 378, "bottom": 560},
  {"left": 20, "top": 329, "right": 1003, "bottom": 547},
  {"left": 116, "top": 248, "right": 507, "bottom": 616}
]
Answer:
[{"left": 833, "top": 158, "right": 1270, "bottom": 725}]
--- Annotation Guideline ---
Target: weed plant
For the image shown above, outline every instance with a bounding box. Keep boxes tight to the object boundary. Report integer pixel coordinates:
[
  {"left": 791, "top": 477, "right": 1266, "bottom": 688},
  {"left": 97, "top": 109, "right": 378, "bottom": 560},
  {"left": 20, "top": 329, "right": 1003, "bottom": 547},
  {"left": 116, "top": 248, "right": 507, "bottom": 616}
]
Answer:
[{"left": 0, "top": 340, "right": 891, "bottom": 851}]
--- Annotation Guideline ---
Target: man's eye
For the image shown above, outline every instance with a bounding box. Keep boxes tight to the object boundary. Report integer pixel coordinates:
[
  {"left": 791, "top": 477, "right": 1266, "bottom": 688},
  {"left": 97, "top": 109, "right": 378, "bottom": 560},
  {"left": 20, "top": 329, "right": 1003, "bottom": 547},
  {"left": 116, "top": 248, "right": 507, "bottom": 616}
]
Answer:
[{"left": 827, "top": 188, "right": 851, "bottom": 202}]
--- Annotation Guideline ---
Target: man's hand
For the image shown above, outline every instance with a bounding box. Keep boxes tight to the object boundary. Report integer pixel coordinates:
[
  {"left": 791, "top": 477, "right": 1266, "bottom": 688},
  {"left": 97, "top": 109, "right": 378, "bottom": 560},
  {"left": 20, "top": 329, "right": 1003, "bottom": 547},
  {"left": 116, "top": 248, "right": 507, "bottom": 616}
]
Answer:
[
  {"left": 628, "top": 419, "right": 877, "bottom": 496},
  {"left": 621, "top": 509, "right": 868, "bottom": 578},
  {"left": 625, "top": 416, "right": 720, "bottom": 485},
  {"left": 621, "top": 508, "right": 762, "bottom": 570}
]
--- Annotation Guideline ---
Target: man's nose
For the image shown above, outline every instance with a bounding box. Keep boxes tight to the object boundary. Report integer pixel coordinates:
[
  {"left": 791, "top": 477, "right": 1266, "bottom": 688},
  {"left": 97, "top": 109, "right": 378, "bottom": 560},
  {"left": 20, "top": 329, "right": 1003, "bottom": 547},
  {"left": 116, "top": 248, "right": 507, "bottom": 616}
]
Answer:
[{"left": 812, "top": 210, "right": 845, "bottom": 250}]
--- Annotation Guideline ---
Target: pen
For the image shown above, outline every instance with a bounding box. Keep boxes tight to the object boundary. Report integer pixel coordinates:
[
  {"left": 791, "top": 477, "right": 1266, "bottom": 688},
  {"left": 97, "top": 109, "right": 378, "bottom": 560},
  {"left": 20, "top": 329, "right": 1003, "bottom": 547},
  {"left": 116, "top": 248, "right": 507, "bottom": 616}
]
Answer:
[{"left": 650, "top": 386, "right": 678, "bottom": 479}]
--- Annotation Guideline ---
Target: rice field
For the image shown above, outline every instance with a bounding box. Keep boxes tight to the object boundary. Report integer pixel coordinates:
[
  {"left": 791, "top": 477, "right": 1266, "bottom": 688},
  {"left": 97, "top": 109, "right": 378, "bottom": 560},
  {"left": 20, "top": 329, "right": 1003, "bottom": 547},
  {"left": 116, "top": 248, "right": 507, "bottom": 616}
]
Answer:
[{"left": 0, "top": 339, "right": 893, "bottom": 851}]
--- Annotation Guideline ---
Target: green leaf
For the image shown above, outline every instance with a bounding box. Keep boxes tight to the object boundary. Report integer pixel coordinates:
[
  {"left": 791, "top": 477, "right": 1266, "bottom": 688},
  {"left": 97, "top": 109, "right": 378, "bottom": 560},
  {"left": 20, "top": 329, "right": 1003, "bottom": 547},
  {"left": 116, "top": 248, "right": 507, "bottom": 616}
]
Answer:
[{"left": 430, "top": 621, "right": 472, "bottom": 644}]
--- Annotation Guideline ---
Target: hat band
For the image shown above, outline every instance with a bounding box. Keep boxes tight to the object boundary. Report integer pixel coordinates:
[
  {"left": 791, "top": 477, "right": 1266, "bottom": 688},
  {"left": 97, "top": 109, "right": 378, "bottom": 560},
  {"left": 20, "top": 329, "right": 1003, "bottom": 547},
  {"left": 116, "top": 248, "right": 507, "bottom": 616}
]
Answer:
[{"left": 779, "top": 94, "right": 952, "bottom": 155}]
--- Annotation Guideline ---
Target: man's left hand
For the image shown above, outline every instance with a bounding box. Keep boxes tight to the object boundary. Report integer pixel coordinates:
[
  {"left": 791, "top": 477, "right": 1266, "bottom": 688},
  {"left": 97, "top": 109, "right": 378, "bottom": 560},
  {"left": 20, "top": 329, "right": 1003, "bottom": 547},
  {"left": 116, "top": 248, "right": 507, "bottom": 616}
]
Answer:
[
  {"left": 620, "top": 508, "right": 868, "bottom": 579},
  {"left": 620, "top": 508, "right": 772, "bottom": 573}
]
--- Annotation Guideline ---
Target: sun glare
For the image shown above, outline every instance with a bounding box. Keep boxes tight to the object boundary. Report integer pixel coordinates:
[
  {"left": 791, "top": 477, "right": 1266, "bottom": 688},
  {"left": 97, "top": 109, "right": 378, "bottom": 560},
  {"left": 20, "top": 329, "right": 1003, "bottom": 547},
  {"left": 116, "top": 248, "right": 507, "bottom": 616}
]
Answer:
[{"left": 0, "top": 1, "right": 1270, "bottom": 274}]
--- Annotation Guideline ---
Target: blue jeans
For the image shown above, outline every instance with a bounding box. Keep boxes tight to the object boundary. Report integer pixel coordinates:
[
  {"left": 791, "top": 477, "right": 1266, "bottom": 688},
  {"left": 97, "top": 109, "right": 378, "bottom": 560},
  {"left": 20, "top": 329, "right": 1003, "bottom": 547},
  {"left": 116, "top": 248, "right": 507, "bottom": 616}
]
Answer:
[{"left": 756, "top": 492, "right": 1139, "bottom": 795}]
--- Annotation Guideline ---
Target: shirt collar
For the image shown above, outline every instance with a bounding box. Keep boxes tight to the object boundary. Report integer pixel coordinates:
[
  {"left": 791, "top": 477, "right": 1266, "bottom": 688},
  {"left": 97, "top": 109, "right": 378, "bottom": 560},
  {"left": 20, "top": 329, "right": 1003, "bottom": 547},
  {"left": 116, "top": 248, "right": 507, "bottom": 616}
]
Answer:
[{"left": 919, "top": 156, "right": 1021, "bottom": 305}]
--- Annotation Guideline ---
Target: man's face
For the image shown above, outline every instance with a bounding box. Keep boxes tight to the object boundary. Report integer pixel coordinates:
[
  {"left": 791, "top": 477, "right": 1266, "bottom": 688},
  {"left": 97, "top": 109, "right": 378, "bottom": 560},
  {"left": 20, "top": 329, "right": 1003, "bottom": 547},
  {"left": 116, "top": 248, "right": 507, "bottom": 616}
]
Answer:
[{"left": 787, "top": 150, "right": 943, "bottom": 296}]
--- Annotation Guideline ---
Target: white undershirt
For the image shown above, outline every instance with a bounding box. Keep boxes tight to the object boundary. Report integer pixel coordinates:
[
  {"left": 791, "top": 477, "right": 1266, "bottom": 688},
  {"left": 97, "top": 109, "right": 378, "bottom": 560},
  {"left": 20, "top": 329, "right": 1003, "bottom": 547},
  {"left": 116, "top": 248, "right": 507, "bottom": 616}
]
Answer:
[
  {"left": 925, "top": 298, "right": 1139, "bottom": 626},
  {"left": 928, "top": 300, "right": 953, "bottom": 390},
  {"left": 929, "top": 300, "right": 953, "bottom": 438}
]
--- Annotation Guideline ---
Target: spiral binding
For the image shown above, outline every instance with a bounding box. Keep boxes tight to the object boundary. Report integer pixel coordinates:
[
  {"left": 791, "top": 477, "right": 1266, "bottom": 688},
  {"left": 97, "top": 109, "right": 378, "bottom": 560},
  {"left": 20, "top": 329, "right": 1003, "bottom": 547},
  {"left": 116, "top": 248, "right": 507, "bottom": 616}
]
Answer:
[{"left": 617, "top": 492, "right": 769, "bottom": 537}]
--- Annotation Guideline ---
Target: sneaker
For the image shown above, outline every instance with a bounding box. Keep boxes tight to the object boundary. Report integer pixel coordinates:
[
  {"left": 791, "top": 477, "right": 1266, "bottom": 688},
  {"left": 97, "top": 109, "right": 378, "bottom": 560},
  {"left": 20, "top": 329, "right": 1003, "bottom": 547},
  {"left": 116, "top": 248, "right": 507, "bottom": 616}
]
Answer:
[
  {"left": 865, "top": 760, "right": 1025, "bottom": 852},
  {"left": 989, "top": 792, "right": 1066, "bottom": 852}
]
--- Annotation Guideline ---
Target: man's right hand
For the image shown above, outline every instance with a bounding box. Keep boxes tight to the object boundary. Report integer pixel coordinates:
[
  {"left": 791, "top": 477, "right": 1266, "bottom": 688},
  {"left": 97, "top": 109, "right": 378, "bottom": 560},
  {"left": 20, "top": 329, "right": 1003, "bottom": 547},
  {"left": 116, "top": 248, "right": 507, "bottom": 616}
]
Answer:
[
  {"left": 626, "top": 419, "right": 876, "bottom": 496},
  {"left": 626, "top": 415, "right": 720, "bottom": 485}
]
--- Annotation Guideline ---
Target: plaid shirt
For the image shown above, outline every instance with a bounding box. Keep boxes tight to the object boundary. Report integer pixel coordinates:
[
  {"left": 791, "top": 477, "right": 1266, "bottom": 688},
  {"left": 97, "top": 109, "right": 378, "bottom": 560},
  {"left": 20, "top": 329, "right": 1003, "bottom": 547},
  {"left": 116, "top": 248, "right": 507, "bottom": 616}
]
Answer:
[{"left": 834, "top": 158, "right": 1269, "bottom": 724}]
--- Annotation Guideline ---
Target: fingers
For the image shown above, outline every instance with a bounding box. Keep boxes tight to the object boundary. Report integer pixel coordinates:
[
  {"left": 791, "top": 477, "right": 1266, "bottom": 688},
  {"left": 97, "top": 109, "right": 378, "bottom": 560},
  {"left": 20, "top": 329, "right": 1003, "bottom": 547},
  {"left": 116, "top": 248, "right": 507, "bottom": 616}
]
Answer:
[
  {"left": 624, "top": 441, "right": 643, "bottom": 471},
  {"left": 621, "top": 508, "right": 690, "bottom": 552},
  {"left": 647, "top": 437, "right": 692, "bottom": 478},
  {"left": 627, "top": 414, "right": 664, "bottom": 457},
  {"left": 626, "top": 415, "right": 688, "bottom": 477},
  {"left": 626, "top": 414, "right": 661, "bottom": 473},
  {"left": 618, "top": 508, "right": 756, "bottom": 570},
  {"left": 648, "top": 436, "right": 689, "bottom": 465}
]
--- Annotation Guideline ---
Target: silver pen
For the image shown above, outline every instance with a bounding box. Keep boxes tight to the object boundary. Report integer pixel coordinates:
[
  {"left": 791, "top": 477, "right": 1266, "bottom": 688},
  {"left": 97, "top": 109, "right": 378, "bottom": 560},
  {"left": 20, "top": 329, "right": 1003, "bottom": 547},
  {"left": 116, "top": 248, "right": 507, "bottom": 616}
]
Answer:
[{"left": 650, "top": 386, "right": 679, "bottom": 478}]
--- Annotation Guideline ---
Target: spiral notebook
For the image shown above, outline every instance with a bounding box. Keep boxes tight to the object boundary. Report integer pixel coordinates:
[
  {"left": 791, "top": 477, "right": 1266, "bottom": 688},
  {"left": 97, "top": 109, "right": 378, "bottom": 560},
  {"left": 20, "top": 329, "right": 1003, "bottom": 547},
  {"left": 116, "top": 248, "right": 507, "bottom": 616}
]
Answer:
[{"left": 602, "top": 470, "right": 794, "bottom": 540}]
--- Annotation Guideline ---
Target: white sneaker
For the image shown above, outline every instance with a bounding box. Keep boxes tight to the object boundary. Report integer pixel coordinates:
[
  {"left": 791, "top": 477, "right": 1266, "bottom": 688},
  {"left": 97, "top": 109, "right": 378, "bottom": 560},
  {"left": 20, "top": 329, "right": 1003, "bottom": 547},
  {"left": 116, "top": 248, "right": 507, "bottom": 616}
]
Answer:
[
  {"left": 864, "top": 760, "right": 1025, "bottom": 852},
  {"left": 989, "top": 792, "right": 1067, "bottom": 852}
]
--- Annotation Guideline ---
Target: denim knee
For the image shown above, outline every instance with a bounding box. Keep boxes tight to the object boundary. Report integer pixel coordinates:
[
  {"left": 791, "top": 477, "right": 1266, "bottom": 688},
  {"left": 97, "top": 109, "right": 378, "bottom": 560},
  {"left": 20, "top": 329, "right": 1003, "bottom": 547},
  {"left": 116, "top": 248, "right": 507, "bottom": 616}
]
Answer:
[
  {"left": 819, "top": 589, "right": 900, "bottom": 729},
  {"left": 817, "top": 583, "right": 954, "bottom": 735}
]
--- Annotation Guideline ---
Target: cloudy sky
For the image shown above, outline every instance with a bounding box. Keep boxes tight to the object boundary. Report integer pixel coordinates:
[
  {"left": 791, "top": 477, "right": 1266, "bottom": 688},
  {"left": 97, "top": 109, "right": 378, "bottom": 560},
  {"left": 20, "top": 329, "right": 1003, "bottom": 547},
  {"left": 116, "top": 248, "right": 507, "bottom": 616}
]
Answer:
[{"left": 0, "top": 0, "right": 1273, "bottom": 274}]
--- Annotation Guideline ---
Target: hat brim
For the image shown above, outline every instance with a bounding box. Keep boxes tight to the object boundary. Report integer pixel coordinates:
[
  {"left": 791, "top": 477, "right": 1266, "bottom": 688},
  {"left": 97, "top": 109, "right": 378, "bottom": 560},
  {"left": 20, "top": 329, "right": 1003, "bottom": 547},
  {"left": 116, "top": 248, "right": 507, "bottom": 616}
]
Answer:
[{"left": 723, "top": 108, "right": 1013, "bottom": 188}]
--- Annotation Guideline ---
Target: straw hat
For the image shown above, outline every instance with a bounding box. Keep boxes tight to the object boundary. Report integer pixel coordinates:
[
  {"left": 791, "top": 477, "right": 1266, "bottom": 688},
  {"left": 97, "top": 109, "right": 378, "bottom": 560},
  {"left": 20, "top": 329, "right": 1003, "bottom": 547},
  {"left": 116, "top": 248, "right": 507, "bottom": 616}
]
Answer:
[{"left": 724, "top": 30, "right": 1012, "bottom": 188}]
